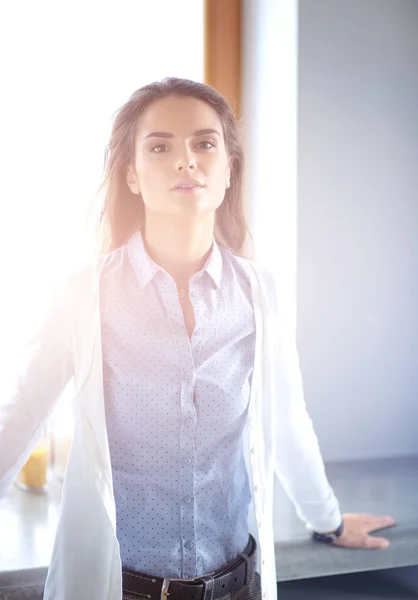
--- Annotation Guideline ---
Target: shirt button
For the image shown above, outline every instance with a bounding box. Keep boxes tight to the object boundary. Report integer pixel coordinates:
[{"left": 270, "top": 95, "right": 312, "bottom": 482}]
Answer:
[
  {"left": 190, "top": 290, "right": 197, "bottom": 297},
  {"left": 250, "top": 447, "right": 255, "bottom": 454},
  {"left": 183, "top": 497, "right": 192, "bottom": 504},
  {"left": 184, "top": 457, "right": 192, "bottom": 465},
  {"left": 185, "top": 417, "right": 194, "bottom": 426},
  {"left": 254, "top": 485, "right": 259, "bottom": 492},
  {"left": 185, "top": 541, "right": 194, "bottom": 549}
]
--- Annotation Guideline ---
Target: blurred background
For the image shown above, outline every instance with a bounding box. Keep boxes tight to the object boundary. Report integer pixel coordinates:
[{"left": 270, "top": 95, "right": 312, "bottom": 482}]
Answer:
[
  {"left": 0, "top": 0, "right": 416, "bottom": 463},
  {"left": 297, "top": 0, "right": 418, "bottom": 463}
]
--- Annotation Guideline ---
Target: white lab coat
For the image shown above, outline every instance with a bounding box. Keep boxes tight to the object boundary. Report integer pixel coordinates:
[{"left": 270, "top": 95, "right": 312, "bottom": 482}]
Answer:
[{"left": 0, "top": 248, "right": 341, "bottom": 600}]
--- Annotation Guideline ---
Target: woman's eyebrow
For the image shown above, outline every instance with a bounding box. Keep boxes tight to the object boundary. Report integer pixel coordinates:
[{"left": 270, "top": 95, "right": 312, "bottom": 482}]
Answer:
[
  {"left": 193, "top": 128, "right": 221, "bottom": 137},
  {"left": 144, "top": 131, "right": 173, "bottom": 139},
  {"left": 144, "top": 128, "right": 221, "bottom": 139}
]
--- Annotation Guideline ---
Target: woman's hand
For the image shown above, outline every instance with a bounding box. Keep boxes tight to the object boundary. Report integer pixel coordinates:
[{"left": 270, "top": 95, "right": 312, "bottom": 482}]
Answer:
[{"left": 332, "top": 513, "right": 396, "bottom": 549}]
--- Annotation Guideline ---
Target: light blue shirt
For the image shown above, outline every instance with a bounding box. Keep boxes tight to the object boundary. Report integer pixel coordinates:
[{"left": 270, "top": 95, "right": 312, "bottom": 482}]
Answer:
[{"left": 100, "top": 230, "right": 255, "bottom": 578}]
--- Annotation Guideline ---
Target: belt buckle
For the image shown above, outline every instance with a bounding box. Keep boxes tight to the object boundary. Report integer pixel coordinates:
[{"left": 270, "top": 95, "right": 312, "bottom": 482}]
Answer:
[{"left": 161, "top": 576, "right": 197, "bottom": 599}]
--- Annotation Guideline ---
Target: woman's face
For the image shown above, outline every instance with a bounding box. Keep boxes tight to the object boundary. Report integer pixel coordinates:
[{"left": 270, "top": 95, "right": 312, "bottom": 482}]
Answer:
[{"left": 127, "top": 95, "right": 231, "bottom": 219}]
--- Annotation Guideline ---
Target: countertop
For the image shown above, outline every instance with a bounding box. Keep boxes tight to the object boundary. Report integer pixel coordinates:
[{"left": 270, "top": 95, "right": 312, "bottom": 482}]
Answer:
[
  {"left": 273, "top": 456, "right": 418, "bottom": 580},
  {"left": 1, "top": 456, "right": 417, "bottom": 593}
]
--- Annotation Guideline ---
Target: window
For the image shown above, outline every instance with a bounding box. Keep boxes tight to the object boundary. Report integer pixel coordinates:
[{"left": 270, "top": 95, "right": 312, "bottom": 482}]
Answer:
[{"left": 0, "top": 0, "right": 204, "bottom": 479}]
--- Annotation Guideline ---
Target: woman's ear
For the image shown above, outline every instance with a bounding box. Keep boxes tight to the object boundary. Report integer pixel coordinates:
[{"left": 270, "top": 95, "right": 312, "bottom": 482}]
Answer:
[{"left": 126, "top": 167, "right": 140, "bottom": 195}]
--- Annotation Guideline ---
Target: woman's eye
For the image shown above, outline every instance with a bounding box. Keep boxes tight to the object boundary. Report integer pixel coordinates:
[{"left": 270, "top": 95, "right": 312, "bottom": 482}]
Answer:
[
  {"left": 151, "top": 144, "right": 169, "bottom": 153},
  {"left": 196, "top": 140, "right": 216, "bottom": 150}
]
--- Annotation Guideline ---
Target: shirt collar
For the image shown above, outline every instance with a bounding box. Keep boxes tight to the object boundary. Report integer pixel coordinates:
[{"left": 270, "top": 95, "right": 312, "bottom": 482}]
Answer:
[{"left": 126, "top": 229, "right": 223, "bottom": 291}]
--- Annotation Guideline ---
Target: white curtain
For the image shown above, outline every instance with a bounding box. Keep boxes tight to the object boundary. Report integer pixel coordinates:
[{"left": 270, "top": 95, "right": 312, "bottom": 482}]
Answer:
[{"left": 242, "top": 0, "right": 298, "bottom": 332}]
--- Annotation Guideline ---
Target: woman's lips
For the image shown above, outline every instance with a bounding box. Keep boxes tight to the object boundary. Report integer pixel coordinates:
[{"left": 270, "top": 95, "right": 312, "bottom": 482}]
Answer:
[{"left": 172, "top": 184, "right": 205, "bottom": 193}]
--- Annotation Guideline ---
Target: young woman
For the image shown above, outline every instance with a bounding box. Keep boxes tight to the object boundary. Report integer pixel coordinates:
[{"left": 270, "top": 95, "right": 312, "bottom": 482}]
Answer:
[{"left": 0, "top": 78, "right": 394, "bottom": 600}]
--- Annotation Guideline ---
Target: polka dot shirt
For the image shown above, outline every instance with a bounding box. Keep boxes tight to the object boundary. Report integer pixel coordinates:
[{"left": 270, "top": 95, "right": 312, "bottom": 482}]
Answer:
[{"left": 100, "top": 230, "right": 255, "bottom": 579}]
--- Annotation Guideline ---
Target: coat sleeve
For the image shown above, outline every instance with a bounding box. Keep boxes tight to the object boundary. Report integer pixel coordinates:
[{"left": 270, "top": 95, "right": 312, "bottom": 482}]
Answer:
[
  {"left": 273, "top": 323, "right": 343, "bottom": 533},
  {"left": 0, "top": 279, "right": 74, "bottom": 498}
]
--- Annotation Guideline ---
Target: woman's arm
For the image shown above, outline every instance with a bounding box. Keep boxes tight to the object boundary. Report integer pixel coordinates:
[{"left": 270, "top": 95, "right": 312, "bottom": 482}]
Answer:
[
  {"left": 273, "top": 325, "right": 342, "bottom": 533},
  {"left": 0, "top": 281, "right": 74, "bottom": 497}
]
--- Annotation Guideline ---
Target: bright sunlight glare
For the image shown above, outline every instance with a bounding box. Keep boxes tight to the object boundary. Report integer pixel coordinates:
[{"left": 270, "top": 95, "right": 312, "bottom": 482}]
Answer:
[{"left": 0, "top": 0, "right": 204, "bottom": 360}]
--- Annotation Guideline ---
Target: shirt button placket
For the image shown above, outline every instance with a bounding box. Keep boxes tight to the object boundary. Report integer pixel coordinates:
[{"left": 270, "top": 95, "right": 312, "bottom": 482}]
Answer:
[{"left": 180, "top": 370, "right": 197, "bottom": 576}]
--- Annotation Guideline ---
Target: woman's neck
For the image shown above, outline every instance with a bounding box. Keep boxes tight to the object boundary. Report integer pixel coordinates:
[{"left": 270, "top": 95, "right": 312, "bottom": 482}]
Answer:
[{"left": 143, "top": 214, "right": 215, "bottom": 286}]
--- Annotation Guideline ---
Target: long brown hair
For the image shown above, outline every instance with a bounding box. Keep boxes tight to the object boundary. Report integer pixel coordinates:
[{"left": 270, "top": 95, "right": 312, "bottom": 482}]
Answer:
[{"left": 95, "top": 77, "right": 250, "bottom": 256}]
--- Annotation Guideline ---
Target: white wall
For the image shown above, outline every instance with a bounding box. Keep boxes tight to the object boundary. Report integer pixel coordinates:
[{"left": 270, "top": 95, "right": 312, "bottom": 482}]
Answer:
[
  {"left": 297, "top": 0, "right": 418, "bottom": 461},
  {"left": 242, "top": 0, "right": 418, "bottom": 462}
]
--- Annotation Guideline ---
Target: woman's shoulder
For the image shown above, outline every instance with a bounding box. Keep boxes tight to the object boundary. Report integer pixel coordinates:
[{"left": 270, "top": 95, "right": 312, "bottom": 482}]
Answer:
[
  {"left": 230, "top": 252, "right": 279, "bottom": 293},
  {"left": 57, "top": 246, "right": 126, "bottom": 301},
  {"left": 220, "top": 248, "right": 280, "bottom": 313}
]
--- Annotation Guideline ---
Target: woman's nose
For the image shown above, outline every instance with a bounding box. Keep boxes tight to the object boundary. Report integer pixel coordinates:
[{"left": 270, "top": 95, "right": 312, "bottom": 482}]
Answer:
[{"left": 176, "top": 149, "right": 197, "bottom": 171}]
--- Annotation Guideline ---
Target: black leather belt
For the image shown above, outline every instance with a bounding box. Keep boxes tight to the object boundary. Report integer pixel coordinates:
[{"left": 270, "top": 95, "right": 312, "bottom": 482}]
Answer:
[{"left": 122, "top": 535, "right": 257, "bottom": 600}]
